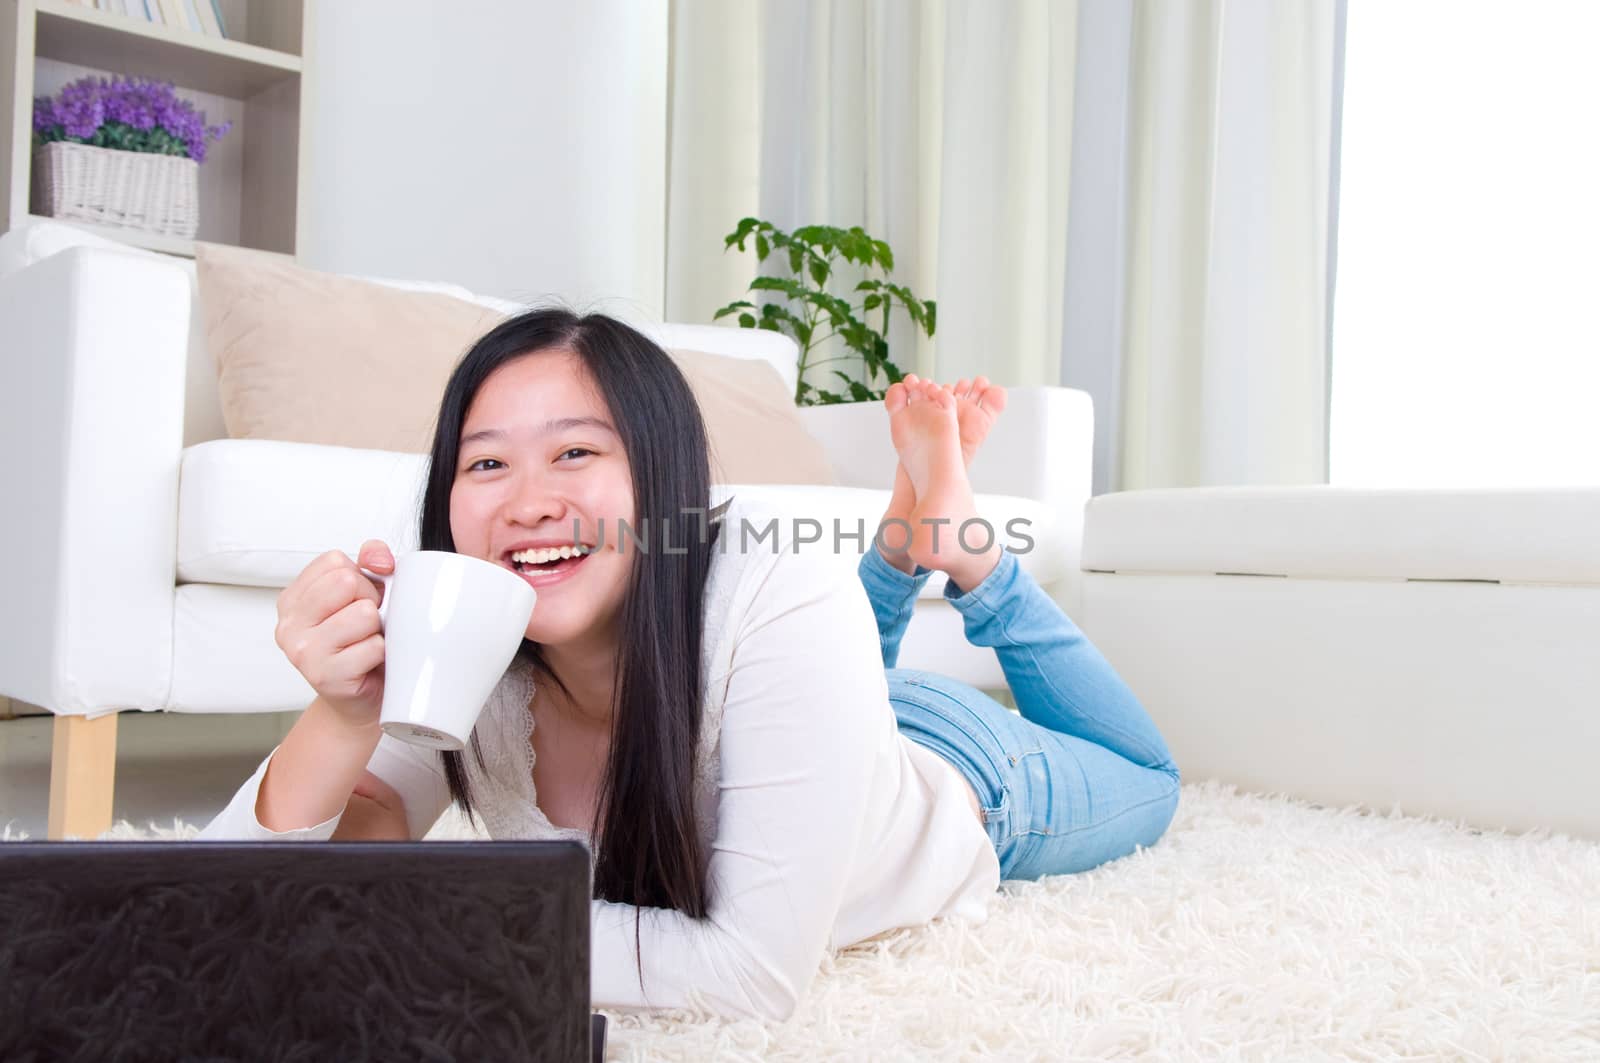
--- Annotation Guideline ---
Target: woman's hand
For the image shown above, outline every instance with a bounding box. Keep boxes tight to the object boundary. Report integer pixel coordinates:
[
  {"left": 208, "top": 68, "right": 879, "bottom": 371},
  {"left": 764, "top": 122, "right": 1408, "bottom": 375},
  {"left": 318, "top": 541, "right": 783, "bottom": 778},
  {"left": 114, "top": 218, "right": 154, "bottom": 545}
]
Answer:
[{"left": 275, "top": 539, "right": 395, "bottom": 728}]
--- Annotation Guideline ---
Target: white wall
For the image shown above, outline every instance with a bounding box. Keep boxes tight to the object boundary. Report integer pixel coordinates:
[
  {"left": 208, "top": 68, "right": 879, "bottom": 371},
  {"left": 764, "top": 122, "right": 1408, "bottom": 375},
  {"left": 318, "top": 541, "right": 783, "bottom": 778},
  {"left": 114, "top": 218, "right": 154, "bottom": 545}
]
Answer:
[{"left": 299, "top": 0, "right": 667, "bottom": 321}]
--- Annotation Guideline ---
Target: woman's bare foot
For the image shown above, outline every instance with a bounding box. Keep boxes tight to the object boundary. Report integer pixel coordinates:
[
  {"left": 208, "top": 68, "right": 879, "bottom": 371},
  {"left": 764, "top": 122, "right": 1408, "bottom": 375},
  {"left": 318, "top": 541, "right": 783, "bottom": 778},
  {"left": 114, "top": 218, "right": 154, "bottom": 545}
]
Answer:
[
  {"left": 877, "top": 379, "right": 921, "bottom": 574},
  {"left": 888, "top": 379, "right": 1003, "bottom": 591},
  {"left": 949, "top": 376, "right": 1008, "bottom": 466}
]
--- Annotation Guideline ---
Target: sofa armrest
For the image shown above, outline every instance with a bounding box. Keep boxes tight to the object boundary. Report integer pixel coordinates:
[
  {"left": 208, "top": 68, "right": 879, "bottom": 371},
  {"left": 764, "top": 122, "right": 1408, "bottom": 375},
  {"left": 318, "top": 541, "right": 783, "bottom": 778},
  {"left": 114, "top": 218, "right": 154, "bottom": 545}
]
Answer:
[
  {"left": 794, "top": 400, "right": 896, "bottom": 491},
  {"left": 0, "top": 247, "right": 191, "bottom": 714}
]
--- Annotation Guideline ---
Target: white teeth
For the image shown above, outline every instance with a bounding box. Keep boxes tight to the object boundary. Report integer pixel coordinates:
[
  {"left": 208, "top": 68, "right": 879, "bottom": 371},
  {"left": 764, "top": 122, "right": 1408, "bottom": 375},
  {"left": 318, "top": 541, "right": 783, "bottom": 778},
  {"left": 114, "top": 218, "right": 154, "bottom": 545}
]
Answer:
[{"left": 511, "top": 544, "right": 592, "bottom": 565}]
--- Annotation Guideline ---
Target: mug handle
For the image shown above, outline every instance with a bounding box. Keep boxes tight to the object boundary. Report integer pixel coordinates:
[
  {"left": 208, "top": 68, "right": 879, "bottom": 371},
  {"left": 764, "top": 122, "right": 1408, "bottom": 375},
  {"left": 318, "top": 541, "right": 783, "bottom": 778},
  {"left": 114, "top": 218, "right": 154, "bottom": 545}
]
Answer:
[{"left": 359, "top": 566, "right": 393, "bottom": 629}]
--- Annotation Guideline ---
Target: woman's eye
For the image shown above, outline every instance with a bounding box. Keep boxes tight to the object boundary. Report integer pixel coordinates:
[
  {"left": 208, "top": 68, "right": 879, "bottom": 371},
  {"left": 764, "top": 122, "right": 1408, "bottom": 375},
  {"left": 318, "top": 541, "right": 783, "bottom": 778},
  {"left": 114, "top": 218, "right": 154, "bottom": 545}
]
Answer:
[
  {"left": 559, "top": 448, "right": 595, "bottom": 461},
  {"left": 467, "top": 459, "right": 503, "bottom": 472}
]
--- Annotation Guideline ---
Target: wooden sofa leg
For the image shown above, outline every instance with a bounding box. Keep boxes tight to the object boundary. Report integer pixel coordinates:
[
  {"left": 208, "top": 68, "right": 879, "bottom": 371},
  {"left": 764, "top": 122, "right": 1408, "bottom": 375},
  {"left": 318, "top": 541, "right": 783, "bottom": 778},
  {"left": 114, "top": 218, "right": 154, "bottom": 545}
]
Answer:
[{"left": 48, "top": 713, "right": 119, "bottom": 840}]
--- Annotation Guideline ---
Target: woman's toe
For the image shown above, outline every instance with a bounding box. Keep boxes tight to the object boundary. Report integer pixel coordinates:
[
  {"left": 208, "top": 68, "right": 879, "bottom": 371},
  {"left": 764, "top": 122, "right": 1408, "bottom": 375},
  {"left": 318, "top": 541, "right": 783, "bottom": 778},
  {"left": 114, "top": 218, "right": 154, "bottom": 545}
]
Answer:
[{"left": 885, "top": 381, "right": 909, "bottom": 414}]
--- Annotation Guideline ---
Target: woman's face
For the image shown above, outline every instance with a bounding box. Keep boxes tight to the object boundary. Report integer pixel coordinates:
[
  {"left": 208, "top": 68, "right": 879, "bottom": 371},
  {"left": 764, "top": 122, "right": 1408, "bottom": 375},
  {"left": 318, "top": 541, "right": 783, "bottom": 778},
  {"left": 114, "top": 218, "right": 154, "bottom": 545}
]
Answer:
[{"left": 450, "top": 349, "right": 635, "bottom": 649}]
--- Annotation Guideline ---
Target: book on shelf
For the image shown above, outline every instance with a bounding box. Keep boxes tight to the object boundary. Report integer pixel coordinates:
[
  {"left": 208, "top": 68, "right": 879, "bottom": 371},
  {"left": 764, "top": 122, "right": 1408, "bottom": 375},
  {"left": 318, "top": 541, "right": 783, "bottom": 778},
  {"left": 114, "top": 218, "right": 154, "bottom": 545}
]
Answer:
[
  {"left": 77, "top": 0, "right": 229, "bottom": 37},
  {"left": 156, "top": 0, "right": 187, "bottom": 30},
  {"left": 192, "top": 0, "right": 221, "bottom": 37}
]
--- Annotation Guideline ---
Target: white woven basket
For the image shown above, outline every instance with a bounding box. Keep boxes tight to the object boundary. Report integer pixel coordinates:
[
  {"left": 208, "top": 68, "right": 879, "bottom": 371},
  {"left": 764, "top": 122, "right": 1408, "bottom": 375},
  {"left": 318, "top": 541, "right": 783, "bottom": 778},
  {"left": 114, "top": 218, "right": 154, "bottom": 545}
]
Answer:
[{"left": 31, "top": 141, "right": 200, "bottom": 238}]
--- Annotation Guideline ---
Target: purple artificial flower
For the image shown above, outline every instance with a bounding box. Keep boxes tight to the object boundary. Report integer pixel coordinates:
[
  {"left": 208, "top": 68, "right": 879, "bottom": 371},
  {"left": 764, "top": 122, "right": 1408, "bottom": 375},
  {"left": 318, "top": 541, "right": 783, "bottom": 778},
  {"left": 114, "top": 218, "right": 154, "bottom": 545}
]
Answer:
[
  {"left": 54, "top": 78, "right": 107, "bottom": 139},
  {"left": 33, "top": 75, "right": 231, "bottom": 163},
  {"left": 32, "top": 96, "right": 57, "bottom": 135}
]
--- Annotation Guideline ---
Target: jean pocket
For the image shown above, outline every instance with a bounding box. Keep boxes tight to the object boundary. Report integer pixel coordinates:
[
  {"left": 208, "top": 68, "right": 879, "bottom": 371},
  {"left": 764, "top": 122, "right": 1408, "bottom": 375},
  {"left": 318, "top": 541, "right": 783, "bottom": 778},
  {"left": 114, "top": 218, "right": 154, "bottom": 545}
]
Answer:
[{"left": 888, "top": 680, "right": 1012, "bottom": 817}]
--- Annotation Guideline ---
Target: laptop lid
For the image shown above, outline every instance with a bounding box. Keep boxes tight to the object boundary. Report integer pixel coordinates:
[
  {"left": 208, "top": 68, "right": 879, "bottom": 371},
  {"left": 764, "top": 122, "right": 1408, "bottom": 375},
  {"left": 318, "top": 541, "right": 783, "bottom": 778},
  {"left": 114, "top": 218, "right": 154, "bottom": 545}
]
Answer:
[{"left": 0, "top": 840, "right": 595, "bottom": 1062}]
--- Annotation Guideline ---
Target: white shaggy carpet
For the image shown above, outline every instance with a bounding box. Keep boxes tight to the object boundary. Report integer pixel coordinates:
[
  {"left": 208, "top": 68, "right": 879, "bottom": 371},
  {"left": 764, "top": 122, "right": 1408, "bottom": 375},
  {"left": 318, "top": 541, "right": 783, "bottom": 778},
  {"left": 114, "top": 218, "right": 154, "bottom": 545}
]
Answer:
[{"left": 12, "top": 780, "right": 1599, "bottom": 1061}]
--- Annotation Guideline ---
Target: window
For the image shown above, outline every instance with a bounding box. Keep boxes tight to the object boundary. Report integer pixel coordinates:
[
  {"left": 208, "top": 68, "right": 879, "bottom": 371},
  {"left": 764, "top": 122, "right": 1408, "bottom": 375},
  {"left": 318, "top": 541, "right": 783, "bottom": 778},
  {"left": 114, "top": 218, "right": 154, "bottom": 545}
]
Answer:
[{"left": 1329, "top": 0, "right": 1600, "bottom": 487}]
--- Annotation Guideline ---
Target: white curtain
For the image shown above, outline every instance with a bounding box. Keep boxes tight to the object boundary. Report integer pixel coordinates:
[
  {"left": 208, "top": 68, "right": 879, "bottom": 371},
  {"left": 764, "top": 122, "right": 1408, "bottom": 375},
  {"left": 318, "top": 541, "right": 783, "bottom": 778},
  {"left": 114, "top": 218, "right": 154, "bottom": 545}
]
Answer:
[
  {"left": 667, "top": 0, "right": 1078, "bottom": 393},
  {"left": 1114, "top": 0, "right": 1341, "bottom": 489}
]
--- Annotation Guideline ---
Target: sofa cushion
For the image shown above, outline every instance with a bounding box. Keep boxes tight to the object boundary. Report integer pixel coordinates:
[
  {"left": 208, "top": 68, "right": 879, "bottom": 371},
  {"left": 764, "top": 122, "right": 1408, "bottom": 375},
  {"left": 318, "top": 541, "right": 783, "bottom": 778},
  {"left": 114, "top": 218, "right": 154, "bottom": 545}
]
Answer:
[
  {"left": 177, "top": 440, "right": 1068, "bottom": 599},
  {"left": 1082, "top": 485, "right": 1600, "bottom": 585},
  {"left": 0, "top": 218, "right": 498, "bottom": 449},
  {"left": 196, "top": 242, "right": 509, "bottom": 453},
  {"left": 667, "top": 348, "right": 834, "bottom": 485},
  {"left": 194, "top": 242, "right": 833, "bottom": 483}
]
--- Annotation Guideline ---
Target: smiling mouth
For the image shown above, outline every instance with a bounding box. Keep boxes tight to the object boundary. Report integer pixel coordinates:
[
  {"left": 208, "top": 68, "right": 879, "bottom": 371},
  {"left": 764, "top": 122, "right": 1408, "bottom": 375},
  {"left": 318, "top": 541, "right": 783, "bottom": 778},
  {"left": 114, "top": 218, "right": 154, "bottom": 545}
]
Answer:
[{"left": 508, "top": 544, "right": 595, "bottom": 575}]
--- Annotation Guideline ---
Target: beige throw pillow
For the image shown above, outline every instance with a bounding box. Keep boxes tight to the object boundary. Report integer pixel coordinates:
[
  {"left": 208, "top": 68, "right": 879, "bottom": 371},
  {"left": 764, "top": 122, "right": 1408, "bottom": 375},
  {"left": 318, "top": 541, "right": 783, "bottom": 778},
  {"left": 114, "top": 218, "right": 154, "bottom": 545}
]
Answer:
[
  {"left": 195, "top": 243, "right": 836, "bottom": 484},
  {"left": 196, "top": 242, "right": 506, "bottom": 454},
  {"left": 668, "top": 348, "right": 835, "bottom": 486}
]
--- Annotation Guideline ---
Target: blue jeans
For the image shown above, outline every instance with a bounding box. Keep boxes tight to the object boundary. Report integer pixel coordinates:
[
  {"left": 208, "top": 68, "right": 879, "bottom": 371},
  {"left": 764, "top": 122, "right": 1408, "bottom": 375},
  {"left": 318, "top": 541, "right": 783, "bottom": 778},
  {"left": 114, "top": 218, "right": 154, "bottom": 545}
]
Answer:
[{"left": 859, "top": 544, "right": 1181, "bottom": 881}]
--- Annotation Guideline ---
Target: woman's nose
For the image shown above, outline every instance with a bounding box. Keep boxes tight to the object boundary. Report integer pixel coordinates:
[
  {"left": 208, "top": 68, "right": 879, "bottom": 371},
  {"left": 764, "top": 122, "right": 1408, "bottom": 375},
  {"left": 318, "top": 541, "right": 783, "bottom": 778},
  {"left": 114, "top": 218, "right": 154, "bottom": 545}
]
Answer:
[{"left": 504, "top": 480, "right": 569, "bottom": 528}]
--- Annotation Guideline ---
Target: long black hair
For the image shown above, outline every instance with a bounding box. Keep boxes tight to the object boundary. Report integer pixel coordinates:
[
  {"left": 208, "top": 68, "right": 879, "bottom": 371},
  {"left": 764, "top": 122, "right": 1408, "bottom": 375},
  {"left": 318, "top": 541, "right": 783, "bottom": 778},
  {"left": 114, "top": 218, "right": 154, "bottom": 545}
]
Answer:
[{"left": 418, "top": 307, "right": 716, "bottom": 936}]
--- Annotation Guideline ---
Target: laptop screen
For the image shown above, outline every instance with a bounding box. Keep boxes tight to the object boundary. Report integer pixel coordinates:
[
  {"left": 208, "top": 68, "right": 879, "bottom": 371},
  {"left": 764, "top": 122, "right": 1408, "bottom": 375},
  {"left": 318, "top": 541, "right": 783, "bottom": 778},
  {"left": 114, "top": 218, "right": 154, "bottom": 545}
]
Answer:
[{"left": 0, "top": 841, "right": 595, "bottom": 1062}]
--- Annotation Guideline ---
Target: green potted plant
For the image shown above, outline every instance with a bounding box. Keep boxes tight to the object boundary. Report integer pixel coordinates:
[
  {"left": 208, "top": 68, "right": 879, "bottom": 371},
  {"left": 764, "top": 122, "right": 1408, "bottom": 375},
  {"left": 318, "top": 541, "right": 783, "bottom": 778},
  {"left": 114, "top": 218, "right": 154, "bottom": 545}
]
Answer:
[{"left": 716, "top": 219, "right": 936, "bottom": 406}]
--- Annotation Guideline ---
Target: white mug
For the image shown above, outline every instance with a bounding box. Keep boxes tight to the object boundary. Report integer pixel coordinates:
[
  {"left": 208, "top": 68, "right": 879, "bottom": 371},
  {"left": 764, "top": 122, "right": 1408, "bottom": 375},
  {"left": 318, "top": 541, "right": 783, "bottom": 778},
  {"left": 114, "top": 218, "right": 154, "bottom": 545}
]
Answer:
[{"left": 362, "top": 550, "right": 538, "bottom": 750}]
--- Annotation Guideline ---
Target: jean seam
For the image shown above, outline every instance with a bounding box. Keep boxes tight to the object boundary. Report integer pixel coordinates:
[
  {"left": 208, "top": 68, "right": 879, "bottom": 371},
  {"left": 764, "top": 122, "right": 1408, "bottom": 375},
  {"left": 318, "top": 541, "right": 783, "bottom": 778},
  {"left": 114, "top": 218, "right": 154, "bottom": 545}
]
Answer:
[
  {"left": 890, "top": 687, "right": 1009, "bottom": 808},
  {"left": 893, "top": 689, "right": 1009, "bottom": 779},
  {"left": 1044, "top": 782, "right": 1180, "bottom": 840},
  {"left": 862, "top": 548, "right": 929, "bottom": 669},
  {"left": 952, "top": 582, "right": 1175, "bottom": 773},
  {"left": 944, "top": 547, "right": 1013, "bottom": 610},
  {"left": 865, "top": 544, "right": 931, "bottom": 593},
  {"left": 893, "top": 591, "right": 917, "bottom": 644}
]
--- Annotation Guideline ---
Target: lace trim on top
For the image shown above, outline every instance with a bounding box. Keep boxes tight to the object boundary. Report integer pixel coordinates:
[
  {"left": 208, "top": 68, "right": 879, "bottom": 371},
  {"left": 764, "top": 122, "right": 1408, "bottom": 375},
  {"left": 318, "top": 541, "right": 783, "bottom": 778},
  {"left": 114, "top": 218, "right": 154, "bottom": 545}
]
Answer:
[{"left": 460, "top": 502, "right": 743, "bottom": 876}]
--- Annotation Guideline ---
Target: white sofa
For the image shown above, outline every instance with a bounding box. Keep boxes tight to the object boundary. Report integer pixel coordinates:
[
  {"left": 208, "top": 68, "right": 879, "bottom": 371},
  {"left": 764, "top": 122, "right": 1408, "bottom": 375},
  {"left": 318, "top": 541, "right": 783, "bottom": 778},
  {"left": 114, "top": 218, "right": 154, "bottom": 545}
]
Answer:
[
  {"left": 14, "top": 223, "right": 1584, "bottom": 849},
  {"left": 0, "top": 222, "right": 1092, "bottom": 838},
  {"left": 1076, "top": 486, "right": 1600, "bottom": 841}
]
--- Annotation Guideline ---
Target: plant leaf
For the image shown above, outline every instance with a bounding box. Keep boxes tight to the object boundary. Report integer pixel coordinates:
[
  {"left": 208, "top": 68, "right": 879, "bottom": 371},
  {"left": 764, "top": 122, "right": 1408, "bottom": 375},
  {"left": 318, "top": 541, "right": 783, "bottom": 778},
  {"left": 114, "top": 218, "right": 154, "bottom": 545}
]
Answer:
[
  {"left": 750, "top": 275, "right": 809, "bottom": 299},
  {"left": 712, "top": 299, "right": 755, "bottom": 319},
  {"left": 723, "top": 217, "right": 759, "bottom": 249}
]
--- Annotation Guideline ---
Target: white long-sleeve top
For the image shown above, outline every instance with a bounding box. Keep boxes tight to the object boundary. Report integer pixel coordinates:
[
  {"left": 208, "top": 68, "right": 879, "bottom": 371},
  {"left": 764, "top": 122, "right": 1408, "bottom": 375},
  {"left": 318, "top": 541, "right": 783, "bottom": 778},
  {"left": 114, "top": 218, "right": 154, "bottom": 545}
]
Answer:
[{"left": 198, "top": 494, "right": 1001, "bottom": 1021}]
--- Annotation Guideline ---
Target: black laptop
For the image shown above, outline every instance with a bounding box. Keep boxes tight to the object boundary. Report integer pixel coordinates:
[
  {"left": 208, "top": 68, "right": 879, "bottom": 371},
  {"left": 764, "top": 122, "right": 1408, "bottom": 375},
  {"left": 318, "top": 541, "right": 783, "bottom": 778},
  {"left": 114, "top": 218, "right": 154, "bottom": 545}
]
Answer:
[{"left": 0, "top": 841, "right": 605, "bottom": 1063}]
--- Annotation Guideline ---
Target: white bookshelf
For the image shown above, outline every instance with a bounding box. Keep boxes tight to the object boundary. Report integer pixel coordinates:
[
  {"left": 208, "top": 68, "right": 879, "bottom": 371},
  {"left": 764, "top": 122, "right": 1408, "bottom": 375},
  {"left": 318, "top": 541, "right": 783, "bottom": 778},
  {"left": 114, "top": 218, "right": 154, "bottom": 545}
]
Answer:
[{"left": 0, "top": 0, "right": 312, "bottom": 256}]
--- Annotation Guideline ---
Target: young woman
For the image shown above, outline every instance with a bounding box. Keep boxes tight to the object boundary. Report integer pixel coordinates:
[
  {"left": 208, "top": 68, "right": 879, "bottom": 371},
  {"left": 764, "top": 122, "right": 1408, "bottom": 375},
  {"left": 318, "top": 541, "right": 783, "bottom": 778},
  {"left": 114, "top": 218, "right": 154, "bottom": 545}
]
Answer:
[{"left": 199, "top": 308, "right": 1180, "bottom": 1022}]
